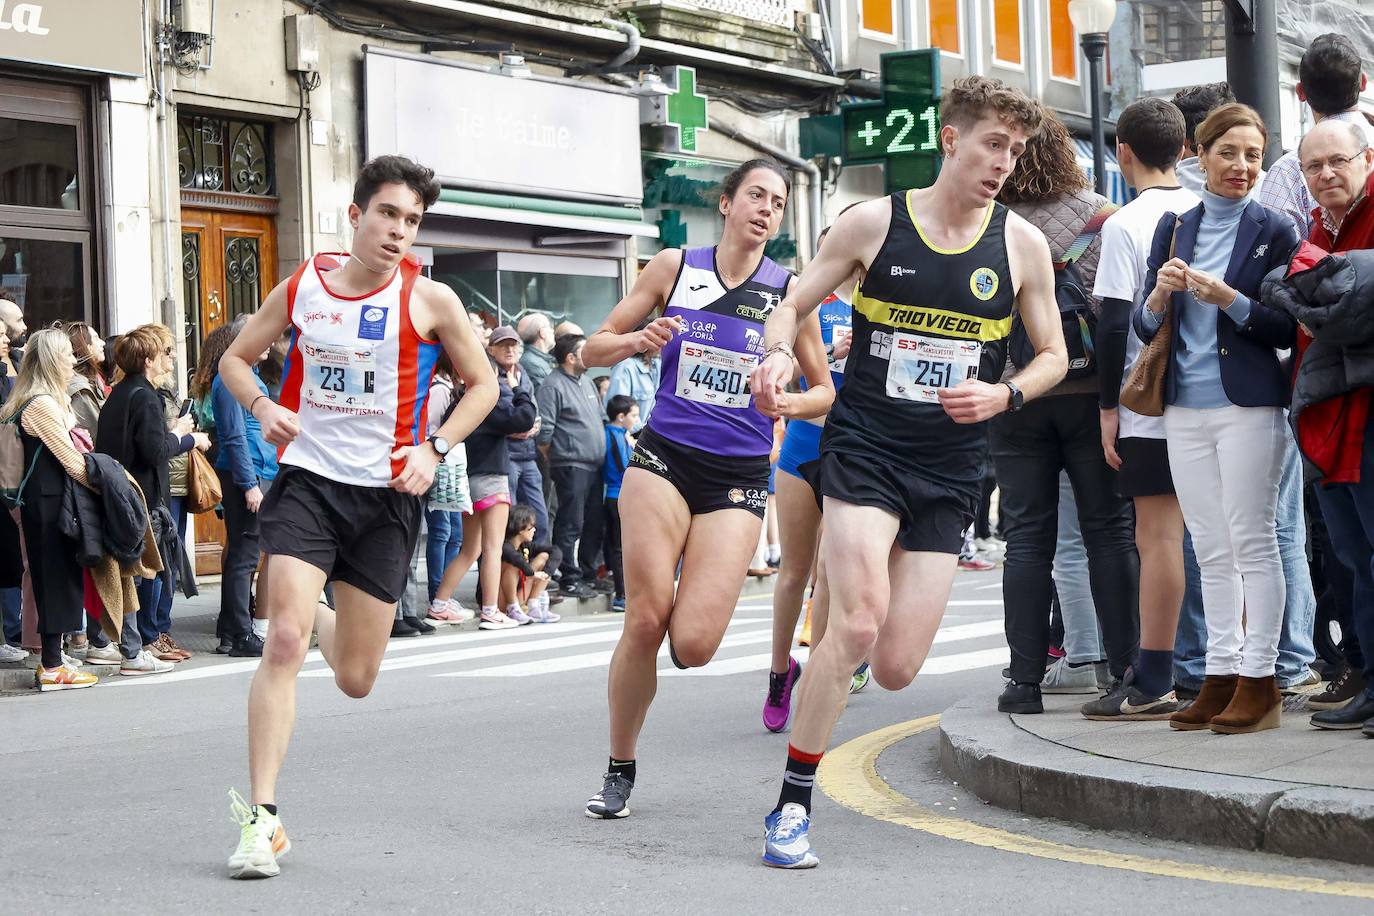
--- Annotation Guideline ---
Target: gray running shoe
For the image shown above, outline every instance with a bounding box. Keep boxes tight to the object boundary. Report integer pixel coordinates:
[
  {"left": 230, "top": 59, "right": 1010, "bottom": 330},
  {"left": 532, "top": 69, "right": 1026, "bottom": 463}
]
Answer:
[
  {"left": 1040, "top": 657, "right": 1098, "bottom": 694},
  {"left": 585, "top": 773, "right": 633, "bottom": 819},
  {"left": 1081, "top": 684, "right": 1181, "bottom": 720}
]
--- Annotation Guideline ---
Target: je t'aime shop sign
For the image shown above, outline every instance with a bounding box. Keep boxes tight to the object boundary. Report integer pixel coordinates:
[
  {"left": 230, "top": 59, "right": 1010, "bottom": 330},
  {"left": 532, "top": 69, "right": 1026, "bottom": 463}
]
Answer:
[
  {"left": 364, "top": 48, "right": 643, "bottom": 205},
  {"left": 0, "top": 0, "right": 145, "bottom": 77}
]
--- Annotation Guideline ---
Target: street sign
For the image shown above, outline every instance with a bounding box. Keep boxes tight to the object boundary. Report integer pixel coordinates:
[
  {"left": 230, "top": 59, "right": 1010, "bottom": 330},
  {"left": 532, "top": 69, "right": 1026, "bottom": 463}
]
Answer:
[
  {"left": 840, "top": 49, "right": 943, "bottom": 194},
  {"left": 642, "top": 65, "right": 710, "bottom": 154}
]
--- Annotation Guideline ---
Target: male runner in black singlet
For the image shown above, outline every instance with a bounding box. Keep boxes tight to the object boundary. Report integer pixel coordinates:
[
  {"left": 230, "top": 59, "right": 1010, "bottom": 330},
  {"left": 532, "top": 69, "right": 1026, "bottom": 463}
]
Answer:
[{"left": 749, "top": 77, "right": 1068, "bottom": 867}]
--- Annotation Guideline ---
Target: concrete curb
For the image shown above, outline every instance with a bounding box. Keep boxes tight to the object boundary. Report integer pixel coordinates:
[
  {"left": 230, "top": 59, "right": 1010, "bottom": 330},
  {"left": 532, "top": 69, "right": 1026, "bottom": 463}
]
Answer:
[{"left": 937, "top": 700, "right": 1374, "bottom": 868}]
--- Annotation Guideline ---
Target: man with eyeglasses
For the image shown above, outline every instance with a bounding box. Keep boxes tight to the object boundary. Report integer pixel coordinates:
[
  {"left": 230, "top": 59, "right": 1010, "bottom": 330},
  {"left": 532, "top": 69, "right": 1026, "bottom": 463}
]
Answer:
[{"left": 1258, "top": 33, "right": 1372, "bottom": 237}]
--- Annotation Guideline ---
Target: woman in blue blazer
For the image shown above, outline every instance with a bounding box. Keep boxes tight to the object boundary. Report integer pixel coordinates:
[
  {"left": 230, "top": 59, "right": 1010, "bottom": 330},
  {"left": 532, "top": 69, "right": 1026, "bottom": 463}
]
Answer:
[{"left": 1133, "top": 103, "right": 1299, "bottom": 735}]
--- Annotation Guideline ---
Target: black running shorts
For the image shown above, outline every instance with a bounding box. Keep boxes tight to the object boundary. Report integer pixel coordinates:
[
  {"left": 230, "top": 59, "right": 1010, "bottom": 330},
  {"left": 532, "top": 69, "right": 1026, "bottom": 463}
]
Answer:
[
  {"left": 1116, "top": 436, "right": 1174, "bottom": 499},
  {"left": 629, "top": 426, "right": 770, "bottom": 519},
  {"left": 258, "top": 464, "right": 423, "bottom": 603},
  {"left": 802, "top": 448, "right": 973, "bottom": 554}
]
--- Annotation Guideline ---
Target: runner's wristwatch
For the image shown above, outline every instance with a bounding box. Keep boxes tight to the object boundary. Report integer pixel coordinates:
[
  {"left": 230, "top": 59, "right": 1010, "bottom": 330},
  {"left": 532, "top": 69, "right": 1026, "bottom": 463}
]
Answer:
[
  {"left": 428, "top": 435, "right": 451, "bottom": 456},
  {"left": 1002, "top": 380, "right": 1024, "bottom": 413}
]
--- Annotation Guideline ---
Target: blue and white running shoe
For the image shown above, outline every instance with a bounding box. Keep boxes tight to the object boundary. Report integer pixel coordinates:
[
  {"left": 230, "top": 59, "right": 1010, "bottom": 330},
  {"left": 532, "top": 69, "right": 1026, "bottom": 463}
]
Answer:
[{"left": 762, "top": 802, "right": 819, "bottom": 868}]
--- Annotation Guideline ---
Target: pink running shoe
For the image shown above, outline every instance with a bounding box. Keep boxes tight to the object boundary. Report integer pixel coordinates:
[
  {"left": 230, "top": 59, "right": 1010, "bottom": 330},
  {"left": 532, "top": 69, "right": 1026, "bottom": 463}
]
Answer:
[
  {"left": 763, "top": 657, "right": 803, "bottom": 733},
  {"left": 427, "top": 600, "right": 464, "bottom": 625}
]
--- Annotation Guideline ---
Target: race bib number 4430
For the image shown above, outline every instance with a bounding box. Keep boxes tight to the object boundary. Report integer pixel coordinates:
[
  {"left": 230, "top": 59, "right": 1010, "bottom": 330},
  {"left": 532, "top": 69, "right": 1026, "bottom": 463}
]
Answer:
[
  {"left": 302, "top": 341, "right": 378, "bottom": 410},
  {"left": 676, "top": 343, "right": 756, "bottom": 409},
  {"left": 885, "top": 332, "right": 981, "bottom": 404}
]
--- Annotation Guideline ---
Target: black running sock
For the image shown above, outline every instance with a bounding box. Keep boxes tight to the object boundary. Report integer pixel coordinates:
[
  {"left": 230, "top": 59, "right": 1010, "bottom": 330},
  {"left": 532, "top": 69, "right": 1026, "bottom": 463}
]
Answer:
[
  {"left": 258, "top": 803, "right": 278, "bottom": 817},
  {"left": 775, "top": 745, "right": 823, "bottom": 814},
  {"left": 608, "top": 757, "right": 636, "bottom": 786},
  {"left": 1133, "top": 649, "right": 1174, "bottom": 698}
]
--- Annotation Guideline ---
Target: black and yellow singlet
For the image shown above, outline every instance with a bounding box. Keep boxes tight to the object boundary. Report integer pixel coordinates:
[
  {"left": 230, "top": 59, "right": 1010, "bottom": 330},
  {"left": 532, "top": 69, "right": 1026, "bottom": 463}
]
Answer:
[{"left": 821, "top": 189, "right": 1015, "bottom": 497}]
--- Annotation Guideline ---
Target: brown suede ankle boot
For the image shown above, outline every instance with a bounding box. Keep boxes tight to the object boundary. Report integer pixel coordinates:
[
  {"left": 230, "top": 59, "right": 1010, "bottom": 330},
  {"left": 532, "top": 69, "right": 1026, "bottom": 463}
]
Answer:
[
  {"left": 1209, "top": 675, "right": 1282, "bottom": 734},
  {"left": 1169, "top": 674, "right": 1239, "bottom": 731}
]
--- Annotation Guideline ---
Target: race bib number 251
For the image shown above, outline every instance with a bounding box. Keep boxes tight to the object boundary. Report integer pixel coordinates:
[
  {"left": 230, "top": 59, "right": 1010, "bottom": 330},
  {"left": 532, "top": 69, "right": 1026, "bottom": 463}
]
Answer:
[{"left": 885, "top": 332, "right": 981, "bottom": 404}]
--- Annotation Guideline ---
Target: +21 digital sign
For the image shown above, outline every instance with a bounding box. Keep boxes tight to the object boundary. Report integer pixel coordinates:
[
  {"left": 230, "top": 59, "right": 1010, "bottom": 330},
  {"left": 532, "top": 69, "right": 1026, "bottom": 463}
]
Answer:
[{"left": 842, "top": 49, "right": 943, "bottom": 194}]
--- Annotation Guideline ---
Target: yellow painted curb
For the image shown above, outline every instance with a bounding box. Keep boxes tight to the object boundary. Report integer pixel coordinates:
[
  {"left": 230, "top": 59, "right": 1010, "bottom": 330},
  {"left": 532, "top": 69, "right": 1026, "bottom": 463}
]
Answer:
[{"left": 817, "top": 715, "right": 1374, "bottom": 899}]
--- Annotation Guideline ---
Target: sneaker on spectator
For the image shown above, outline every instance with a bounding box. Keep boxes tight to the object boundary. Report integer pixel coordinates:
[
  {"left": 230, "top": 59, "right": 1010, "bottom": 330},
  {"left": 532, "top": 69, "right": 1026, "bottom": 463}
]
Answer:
[
  {"left": 958, "top": 554, "right": 996, "bottom": 572},
  {"left": 1279, "top": 669, "right": 1324, "bottom": 697},
  {"left": 390, "top": 618, "right": 420, "bottom": 638},
  {"left": 478, "top": 608, "right": 519, "bottom": 630},
  {"left": 403, "top": 615, "right": 436, "bottom": 635},
  {"left": 215, "top": 636, "right": 235, "bottom": 655},
  {"left": 505, "top": 604, "right": 534, "bottom": 626},
  {"left": 0, "top": 643, "right": 27, "bottom": 665},
  {"left": 593, "top": 578, "right": 616, "bottom": 594},
  {"left": 1081, "top": 671, "right": 1179, "bottom": 720},
  {"left": 229, "top": 634, "right": 265, "bottom": 657},
  {"left": 1308, "top": 665, "right": 1366, "bottom": 711},
  {"left": 35, "top": 663, "right": 98, "bottom": 691},
  {"left": 61, "top": 652, "right": 83, "bottom": 669},
  {"left": 1041, "top": 657, "right": 1099, "bottom": 694},
  {"left": 120, "top": 649, "right": 174, "bottom": 677},
  {"left": 426, "top": 600, "right": 465, "bottom": 625},
  {"left": 146, "top": 637, "right": 183, "bottom": 663},
  {"left": 611, "top": 596, "right": 626, "bottom": 613},
  {"left": 564, "top": 582, "right": 597, "bottom": 601},
  {"left": 161, "top": 634, "right": 193, "bottom": 660},
  {"left": 82, "top": 643, "right": 122, "bottom": 666}
]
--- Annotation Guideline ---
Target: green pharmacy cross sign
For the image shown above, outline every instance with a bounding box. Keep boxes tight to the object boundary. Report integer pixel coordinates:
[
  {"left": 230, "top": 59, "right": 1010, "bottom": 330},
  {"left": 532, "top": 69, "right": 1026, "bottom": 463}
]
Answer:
[
  {"left": 644, "top": 65, "right": 710, "bottom": 155},
  {"left": 841, "top": 49, "right": 943, "bottom": 194}
]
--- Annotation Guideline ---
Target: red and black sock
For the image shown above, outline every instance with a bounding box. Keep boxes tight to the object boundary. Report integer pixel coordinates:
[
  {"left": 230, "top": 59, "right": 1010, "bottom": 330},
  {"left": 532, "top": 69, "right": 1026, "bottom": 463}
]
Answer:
[{"left": 776, "top": 745, "right": 823, "bottom": 814}]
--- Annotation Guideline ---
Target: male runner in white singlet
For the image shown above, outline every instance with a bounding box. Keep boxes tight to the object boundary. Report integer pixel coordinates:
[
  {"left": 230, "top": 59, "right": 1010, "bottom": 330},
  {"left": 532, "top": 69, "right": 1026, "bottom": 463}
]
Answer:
[
  {"left": 217, "top": 156, "right": 498, "bottom": 879},
  {"left": 750, "top": 78, "right": 1067, "bottom": 867}
]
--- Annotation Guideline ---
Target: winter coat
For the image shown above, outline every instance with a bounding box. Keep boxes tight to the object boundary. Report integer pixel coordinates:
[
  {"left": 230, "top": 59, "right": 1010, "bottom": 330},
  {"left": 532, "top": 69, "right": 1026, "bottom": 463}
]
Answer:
[
  {"left": 59, "top": 452, "right": 150, "bottom": 567},
  {"left": 1262, "top": 243, "right": 1374, "bottom": 479},
  {"left": 506, "top": 369, "right": 541, "bottom": 463},
  {"left": 465, "top": 361, "right": 537, "bottom": 478}
]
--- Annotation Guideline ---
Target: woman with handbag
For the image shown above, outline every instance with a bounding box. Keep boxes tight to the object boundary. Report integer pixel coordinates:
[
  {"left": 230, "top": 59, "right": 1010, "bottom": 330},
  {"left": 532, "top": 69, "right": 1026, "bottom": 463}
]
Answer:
[
  {"left": 2, "top": 329, "right": 101, "bottom": 689},
  {"left": 206, "top": 319, "right": 279, "bottom": 656},
  {"left": 1132, "top": 103, "right": 1300, "bottom": 734},
  {"left": 95, "top": 324, "right": 210, "bottom": 666}
]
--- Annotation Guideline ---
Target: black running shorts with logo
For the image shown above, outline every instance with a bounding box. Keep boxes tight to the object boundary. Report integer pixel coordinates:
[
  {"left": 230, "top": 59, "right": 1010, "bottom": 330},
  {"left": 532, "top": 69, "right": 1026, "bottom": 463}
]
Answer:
[
  {"left": 258, "top": 464, "right": 424, "bottom": 603},
  {"left": 802, "top": 448, "right": 974, "bottom": 554},
  {"left": 629, "top": 425, "right": 770, "bottom": 519},
  {"left": 1116, "top": 436, "right": 1174, "bottom": 499}
]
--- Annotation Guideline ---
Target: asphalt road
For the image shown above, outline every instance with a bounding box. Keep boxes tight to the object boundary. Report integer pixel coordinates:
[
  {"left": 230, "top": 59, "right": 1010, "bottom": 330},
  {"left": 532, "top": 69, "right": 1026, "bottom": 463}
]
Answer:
[{"left": 6, "top": 568, "right": 1373, "bottom": 914}]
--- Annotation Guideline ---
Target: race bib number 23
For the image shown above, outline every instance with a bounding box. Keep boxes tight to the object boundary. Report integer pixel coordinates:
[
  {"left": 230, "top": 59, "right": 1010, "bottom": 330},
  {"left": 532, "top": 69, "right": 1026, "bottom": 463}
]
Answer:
[
  {"left": 885, "top": 332, "right": 981, "bottom": 404},
  {"left": 302, "top": 342, "right": 378, "bottom": 410}
]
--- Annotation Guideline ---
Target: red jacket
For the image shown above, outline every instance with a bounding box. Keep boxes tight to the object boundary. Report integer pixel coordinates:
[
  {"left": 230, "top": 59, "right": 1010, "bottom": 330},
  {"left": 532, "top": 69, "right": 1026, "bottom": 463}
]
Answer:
[{"left": 1295, "top": 170, "right": 1374, "bottom": 483}]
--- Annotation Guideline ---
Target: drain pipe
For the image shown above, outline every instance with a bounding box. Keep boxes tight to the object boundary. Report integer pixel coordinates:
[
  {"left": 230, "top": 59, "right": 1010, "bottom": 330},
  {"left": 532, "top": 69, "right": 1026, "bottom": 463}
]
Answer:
[
  {"left": 154, "top": 0, "right": 179, "bottom": 347},
  {"left": 601, "top": 18, "right": 640, "bottom": 70},
  {"left": 711, "top": 120, "right": 824, "bottom": 263}
]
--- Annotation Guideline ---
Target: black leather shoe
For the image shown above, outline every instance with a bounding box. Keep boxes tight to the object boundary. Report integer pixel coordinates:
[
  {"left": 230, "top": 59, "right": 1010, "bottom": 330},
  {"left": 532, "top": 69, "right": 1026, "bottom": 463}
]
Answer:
[
  {"left": 390, "top": 618, "right": 420, "bottom": 638},
  {"left": 1310, "top": 693, "right": 1374, "bottom": 730},
  {"left": 229, "top": 634, "right": 265, "bottom": 657},
  {"left": 403, "top": 615, "right": 436, "bottom": 635},
  {"left": 215, "top": 637, "right": 235, "bottom": 655},
  {"left": 998, "top": 681, "right": 1043, "bottom": 714}
]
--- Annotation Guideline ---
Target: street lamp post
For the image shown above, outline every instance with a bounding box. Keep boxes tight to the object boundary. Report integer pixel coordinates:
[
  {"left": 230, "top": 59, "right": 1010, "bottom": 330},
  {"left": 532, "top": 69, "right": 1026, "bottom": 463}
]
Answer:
[{"left": 1068, "top": 0, "right": 1117, "bottom": 197}]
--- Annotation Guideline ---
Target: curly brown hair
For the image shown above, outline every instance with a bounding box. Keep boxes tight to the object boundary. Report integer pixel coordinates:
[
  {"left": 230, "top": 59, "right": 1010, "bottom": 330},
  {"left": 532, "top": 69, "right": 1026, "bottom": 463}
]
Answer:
[
  {"left": 996, "top": 109, "right": 1089, "bottom": 205},
  {"left": 940, "top": 76, "right": 1043, "bottom": 141}
]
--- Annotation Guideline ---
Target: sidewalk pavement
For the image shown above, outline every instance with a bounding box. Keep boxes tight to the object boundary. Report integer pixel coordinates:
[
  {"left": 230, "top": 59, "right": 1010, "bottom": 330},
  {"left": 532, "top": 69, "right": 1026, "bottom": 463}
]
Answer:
[{"left": 938, "top": 694, "right": 1374, "bottom": 868}]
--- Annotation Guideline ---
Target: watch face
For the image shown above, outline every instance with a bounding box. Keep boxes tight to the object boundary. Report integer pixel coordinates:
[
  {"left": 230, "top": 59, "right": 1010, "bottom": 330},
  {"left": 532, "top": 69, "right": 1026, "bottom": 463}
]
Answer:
[{"left": 432, "top": 437, "right": 451, "bottom": 455}]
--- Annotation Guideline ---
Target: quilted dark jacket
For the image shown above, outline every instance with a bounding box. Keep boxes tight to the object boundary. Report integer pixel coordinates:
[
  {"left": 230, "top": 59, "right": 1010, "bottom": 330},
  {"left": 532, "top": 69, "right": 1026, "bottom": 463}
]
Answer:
[
  {"left": 1261, "top": 247, "right": 1374, "bottom": 420},
  {"left": 59, "top": 452, "right": 149, "bottom": 567}
]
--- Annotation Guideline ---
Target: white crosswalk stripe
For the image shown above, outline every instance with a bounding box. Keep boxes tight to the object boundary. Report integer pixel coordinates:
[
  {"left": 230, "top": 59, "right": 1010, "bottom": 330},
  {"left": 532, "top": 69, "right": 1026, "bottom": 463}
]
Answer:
[{"left": 108, "top": 599, "right": 1011, "bottom": 685}]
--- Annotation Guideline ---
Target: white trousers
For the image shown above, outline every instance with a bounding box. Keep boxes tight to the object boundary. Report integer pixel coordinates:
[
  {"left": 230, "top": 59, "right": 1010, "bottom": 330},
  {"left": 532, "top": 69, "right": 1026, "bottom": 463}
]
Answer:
[{"left": 1164, "top": 405, "right": 1286, "bottom": 678}]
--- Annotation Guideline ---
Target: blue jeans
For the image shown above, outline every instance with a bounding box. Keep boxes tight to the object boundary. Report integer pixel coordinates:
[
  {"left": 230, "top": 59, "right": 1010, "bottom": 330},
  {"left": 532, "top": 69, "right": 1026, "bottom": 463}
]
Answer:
[
  {"left": 2, "top": 587, "right": 21, "bottom": 645},
  {"left": 1274, "top": 433, "right": 1317, "bottom": 686},
  {"left": 508, "top": 456, "right": 550, "bottom": 545},
  {"left": 135, "top": 576, "right": 164, "bottom": 646},
  {"left": 1053, "top": 471, "right": 1103, "bottom": 664},
  {"left": 1172, "top": 531, "right": 1208, "bottom": 690},
  {"left": 152, "top": 496, "right": 188, "bottom": 636},
  {"left": 425, "top": 508, "right": 462, "bottom": 602}
]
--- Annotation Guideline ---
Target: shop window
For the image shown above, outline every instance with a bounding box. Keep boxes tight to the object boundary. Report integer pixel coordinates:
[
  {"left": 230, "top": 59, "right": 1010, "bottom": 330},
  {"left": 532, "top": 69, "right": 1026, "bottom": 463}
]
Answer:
[
  {"left": 1049, "top": 0, "right": 1078, "bottom": 81},
  {"left": 431, "top": 251, "right": 622, "bottom": 335},
  {"left": 0, "top": 230, "right": 89, "bottom": 333},
  {"left": 929, "top": 0, "right": 960, "bottom": 55},
  {"left": 177, "top": 113, "right": 274, "bottom": 196},
  {"left": 0, "top": 118, "right": 79, "bottom": 210},
  {"left": 861, "top": 0, "right": 895, "bottom": 37},
  {"left": 641, "top": 154, "right": 798, "bottom": 267},
  {"left": 994, "top": 0, "right": 1022, "bottom": 66}
]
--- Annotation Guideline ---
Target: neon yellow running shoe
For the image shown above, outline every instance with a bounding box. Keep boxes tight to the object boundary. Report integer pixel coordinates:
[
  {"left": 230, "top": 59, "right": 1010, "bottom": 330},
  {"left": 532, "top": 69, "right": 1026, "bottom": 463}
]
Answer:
[{"left": 227, "top": 789, "right": 290, "bottom": 879}]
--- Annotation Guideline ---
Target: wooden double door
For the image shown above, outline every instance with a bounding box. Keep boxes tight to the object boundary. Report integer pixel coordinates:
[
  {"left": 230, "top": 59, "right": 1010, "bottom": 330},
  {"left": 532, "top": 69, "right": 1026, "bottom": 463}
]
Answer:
[{"left": 180, "top": 207, "right": 278, "bottom": 575}]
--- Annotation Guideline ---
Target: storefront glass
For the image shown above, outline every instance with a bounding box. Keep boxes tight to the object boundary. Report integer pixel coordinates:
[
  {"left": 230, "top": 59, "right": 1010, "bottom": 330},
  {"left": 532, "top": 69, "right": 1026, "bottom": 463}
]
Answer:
[
  {"left": 0, "top": 231, "right": 87, "bottom": 331},
  {"left": 433, "top": 252, "right": 621, "bottom": 334},
  {"left": 0, "top": 118, "right": 79, "bottom": 210},
  {"left": 641, "top": 153, "right": 798, "bottom": 267}
]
